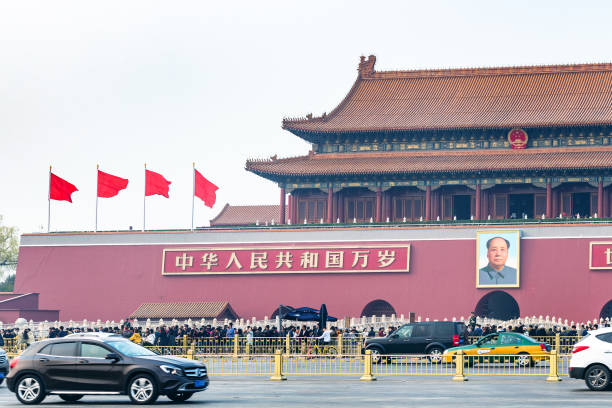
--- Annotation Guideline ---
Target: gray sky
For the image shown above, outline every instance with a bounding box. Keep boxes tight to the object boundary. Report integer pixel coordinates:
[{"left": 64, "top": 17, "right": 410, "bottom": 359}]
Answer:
[{"left": 1, "top": 1, "right": 611, "bottom": 234}]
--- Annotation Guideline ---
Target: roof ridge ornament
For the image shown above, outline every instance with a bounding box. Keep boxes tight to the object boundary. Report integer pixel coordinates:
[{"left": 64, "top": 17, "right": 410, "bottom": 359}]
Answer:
[{"left": 358, "top": 55, "right": 376, "bottom": 78}]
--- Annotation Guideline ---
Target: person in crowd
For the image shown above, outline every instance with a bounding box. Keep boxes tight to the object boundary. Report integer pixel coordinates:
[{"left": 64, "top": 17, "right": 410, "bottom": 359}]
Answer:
[
  {"left": 469, "top": 311, "right": 477, "bottom": 327},
  {"left": 316, "top": 325, "right": 333, "bottom": 347},
  {"left": 130, "top": 328, "right": 142, "bottom": 344}
]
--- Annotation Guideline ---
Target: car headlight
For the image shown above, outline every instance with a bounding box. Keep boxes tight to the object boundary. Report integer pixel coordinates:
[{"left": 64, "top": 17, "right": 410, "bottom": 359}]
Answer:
[
  {"left": 443, "top": 350, "right": 448, "bottom": 355},
  {"left": 160, "top": 365, "right": 184, "bottom": 376}
]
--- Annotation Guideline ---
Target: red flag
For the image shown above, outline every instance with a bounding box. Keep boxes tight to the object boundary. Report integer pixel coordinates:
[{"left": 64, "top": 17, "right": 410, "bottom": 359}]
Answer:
[
  {"left": 97, "top": 170, "right": 129, "bottom": 198},
  {"left": 145, "top": 169, "right": 171, "bottom": 198},
  {"left": 194, "top": 169, "right": 218, "bottom": 208},
  {"left": 50, "top": 172, "right": 78, "bottom": 202}
]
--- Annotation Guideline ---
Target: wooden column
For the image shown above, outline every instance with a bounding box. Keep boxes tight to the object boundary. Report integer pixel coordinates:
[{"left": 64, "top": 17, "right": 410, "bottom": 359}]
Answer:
[
  {"left": 546, "top": 182, "right": 552, "bottom": 218},
  {"left": 598, "top": 181, "right": 603, "bottom": 218},
  {"left": 475, "top": 184, "right": 481, "bottom": 220},
  {"left": 288, "top": 194, "right": 294, "bottom": 224},
  {"left": 384, "top": 190, "right": 391, "bottom": 221},
  {"left": 327, "top": 187, "right": 333, "bottom": 224},
  {"left": 279, "top": 187, "right": 286, "bottom": 225},
  {"left": 376, "top": 187, "right": 382, "bottom": 222},
  {"left": 425, "top": 185, "right": 431, "bottom": 220}
]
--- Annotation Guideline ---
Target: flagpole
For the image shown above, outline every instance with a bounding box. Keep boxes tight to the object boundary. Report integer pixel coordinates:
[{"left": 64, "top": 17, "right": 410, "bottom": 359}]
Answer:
[
  {"left": 95, "top": 164, "right": 99, "bottom": 232},
  {"left": 48, "top": 165, "right": 52, "bottom": 233},
  {"left": 191, "top": 163, "right": 195, "bottom": 231},
  {"left": 143, "top": 163, "right": 146, "bottom": 232}
]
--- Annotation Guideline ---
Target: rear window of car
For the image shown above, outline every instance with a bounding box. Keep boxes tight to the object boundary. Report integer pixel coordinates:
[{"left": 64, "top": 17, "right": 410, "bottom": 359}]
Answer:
[
  {"left": 412, "top": 324, "right": 433, "bottom": 337},
  {"left": 39, "top": 342, "right": 77, "bottom": 357},
  {"left": 595, "top": 333, "right": 612, "bottom": 343},
  {"left": 80, "top": 343, "right": 111, "bottom": 358},
  {"left": 434, "top": 323, "right": 453, "bottom": 337}
]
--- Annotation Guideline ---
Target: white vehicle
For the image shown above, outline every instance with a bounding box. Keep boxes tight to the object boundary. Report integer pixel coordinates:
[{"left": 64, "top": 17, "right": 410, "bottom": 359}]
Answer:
[{"left": 569, "top": 327, "right": 612, "bottom": 390}]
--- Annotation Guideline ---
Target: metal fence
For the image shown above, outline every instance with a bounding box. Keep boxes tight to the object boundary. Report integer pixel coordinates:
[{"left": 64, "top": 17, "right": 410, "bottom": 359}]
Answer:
[
  {"left": 184, "top": 350, "right": 566, "bottom": 381},
  {"left": 1, "top": 333, "right": 578, "bottom": 381}
]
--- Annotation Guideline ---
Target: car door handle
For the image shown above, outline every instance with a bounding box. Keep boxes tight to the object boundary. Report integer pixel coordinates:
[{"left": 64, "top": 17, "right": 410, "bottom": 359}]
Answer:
[
  {"left": 78, "top": 359, "right": 89, "bottom": 364},
  {"left": 39, "top": 358, "right": 49, "bottom": 363},
  {"left": 514, "top": 346, "right": 519, "bottom": 348},
  {"left": 425, "top": 338, "right": 432, "bottom": 341}
]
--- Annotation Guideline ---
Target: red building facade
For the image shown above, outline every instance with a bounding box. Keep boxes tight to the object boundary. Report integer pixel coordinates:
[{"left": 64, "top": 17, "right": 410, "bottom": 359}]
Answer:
[{"left": 12, "top": 225, "right": 612, "bottom": 322}]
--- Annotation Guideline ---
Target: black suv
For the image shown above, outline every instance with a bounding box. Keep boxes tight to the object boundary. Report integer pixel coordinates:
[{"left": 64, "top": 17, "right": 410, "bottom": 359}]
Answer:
[
  {"left": 6, "top": 333, "right": 209, "bottom": 405},
  {"left": 364, "top": 321, "right": 467, "bottom": 363}
]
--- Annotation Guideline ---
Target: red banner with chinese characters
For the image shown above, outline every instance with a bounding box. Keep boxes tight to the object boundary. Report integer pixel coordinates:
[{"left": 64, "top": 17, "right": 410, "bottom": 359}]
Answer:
[
  {"left": 162, "top": 244, "right": 410, "bottom": 275},
  {"left": 590, "top": 242, "right": 612, "bottom": 270}
]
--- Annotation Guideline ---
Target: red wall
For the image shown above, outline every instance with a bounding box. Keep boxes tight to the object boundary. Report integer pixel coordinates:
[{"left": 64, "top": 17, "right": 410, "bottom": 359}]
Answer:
[{"left": 14, "top": 237, "right": 612, "bottom": 322}]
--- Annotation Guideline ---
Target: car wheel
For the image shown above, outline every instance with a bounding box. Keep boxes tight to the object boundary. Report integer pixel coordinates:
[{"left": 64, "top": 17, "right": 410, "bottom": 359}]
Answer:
[
  {"left": 59, "top": 394, "right": 84, "bottom": 402},
  {"left": 516, "top": 352, "right": 533, "bottom": 368},
  {"left": 585, "top": 364, "right": 611, "bottom": 391},
  {"left": 128, "top": 374, "right": 159, "bottom": 404},
  {"left": 368, "top": 348, "right": 384, "bottom": 364},
  {"left": 16, "top": 374, "right": 46, "bottom": 405},
  {"left": 428, "top": 347, "right": 444, "bottom": 364},
  {"left": 326, "top": 346, "right": 338, "bottom": 356},
  {"left": 167, "top": 391, "right": 194, "bottom": 402}
]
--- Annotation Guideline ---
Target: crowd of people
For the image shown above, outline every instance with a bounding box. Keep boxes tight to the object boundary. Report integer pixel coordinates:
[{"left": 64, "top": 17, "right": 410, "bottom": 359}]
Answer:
[
  {"left": 0, "top": 319, "right": 607, "bottom": 352},
  {"left": 467, "top": 312, "right": 606, "bottom": 338}
]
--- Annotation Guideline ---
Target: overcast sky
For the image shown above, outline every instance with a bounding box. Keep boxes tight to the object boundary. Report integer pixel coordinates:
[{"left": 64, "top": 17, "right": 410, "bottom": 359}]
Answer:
[{"left": 1, "top": 1, "right": 611, "bottom": 235}]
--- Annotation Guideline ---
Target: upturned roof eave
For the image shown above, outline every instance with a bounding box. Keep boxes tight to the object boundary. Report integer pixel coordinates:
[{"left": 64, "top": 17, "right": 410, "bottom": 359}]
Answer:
[
  {"left": 283, "top": 121, "right": 610, "bottom": 136},
  {"left": 245, "top": 166, "right": 606, "bottom": 181}
]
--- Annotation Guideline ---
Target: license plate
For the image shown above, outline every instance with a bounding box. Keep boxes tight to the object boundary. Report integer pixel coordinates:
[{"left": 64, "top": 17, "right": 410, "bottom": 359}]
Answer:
[{"left": 194, "top": 380, "right": 205, "bottom": 387}]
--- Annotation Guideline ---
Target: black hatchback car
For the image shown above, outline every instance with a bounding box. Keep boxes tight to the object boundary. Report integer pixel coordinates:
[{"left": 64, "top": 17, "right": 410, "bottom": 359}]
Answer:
[
  {"left": 364, "top": 321, "right": 467, "bottom": 363},
  {"left": 6, "top": 333, "right": 209, "bottom": 405}
]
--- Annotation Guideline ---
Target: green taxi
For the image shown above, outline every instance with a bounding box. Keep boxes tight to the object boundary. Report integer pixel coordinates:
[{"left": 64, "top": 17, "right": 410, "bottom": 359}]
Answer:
[{"left": 442, "top": 332, "right": 551, "bottom": 367}]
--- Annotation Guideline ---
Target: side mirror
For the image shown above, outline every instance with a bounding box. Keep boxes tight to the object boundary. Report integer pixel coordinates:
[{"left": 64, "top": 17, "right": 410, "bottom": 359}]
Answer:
[{"left": 106, "top": 353, "right": 121, "bottom": 361}]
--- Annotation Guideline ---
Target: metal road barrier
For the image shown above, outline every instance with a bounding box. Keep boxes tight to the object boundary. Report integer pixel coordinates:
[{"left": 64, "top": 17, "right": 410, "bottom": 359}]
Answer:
[
  {"left": 0, "top": 333, "right": 576, "bottom": 381},
  {"left": 180, "top": 349, "right": 567, "bottom": 381}
]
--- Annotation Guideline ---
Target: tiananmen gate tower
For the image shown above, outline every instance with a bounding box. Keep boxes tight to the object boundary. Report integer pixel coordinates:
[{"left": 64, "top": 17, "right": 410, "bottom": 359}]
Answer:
[{"left": 11, "top": 56, "right": 612, "bottom": 324}]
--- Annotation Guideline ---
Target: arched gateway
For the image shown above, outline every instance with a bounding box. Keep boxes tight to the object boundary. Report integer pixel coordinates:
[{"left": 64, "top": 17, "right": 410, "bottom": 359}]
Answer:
[
  {"left": 600, "top": 300, "right": 612, "bottom": 320},
  {"left": 475, "top": 291, "right": 520, "bottom": 320},
  {"left": 361, "top": 299, "right": 396, "bottom": 317}
]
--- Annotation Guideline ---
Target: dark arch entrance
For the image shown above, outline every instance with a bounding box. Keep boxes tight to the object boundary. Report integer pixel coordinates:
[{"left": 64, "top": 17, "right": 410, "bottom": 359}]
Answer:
[
  {"left": 361, "top": 299, "right": 396, "bottom": 317},
  {"left": 600, "top": 300, "right": 612, "bottom": 320},
  {"left": 475, "top": 291, "right": 520, "bottom": 320}
]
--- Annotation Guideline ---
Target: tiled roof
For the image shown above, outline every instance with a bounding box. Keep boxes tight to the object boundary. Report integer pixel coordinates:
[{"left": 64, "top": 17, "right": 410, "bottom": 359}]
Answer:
[
  {"left": 283, "top": 56, "right": 612, "bottom": 133},
  {"left": 246, "top": 147, "right": 612, "bottom": 177},
  {"left": 129, "top": 301, "right": 239, "bottom": 320},
  {"left": 210, "top": 203, "right": 286, "bottom": 226}
]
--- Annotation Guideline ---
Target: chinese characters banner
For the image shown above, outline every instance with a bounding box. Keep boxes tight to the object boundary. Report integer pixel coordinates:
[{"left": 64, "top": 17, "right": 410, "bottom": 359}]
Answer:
[
  {"left": 162, "top": 244, "right": 410, "bottom": 275},
  {"left": 590, "top": 242, "right": 612, "bottom": 269}
]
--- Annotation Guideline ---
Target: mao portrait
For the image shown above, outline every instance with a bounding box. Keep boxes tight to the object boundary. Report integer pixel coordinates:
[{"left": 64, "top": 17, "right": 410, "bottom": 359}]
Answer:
[{"left": 476, "top": 231, "right": 520, "bottom": 288}]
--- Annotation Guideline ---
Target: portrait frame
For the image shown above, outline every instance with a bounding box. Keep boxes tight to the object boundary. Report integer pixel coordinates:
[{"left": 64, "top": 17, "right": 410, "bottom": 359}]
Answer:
[{"left": 476, "top": 230, "right": 520, "bottom": 288}]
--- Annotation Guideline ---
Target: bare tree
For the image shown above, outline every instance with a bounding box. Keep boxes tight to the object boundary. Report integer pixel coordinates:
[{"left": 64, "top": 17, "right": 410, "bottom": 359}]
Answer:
[{"left": 0, "top": 215, "right": 19, "bottom": 282}]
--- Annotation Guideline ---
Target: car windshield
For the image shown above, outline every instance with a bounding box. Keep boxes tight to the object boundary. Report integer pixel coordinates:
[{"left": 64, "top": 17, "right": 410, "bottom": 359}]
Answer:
[{"left": 107, "top": 341, "right": 157, "bottom": 357}]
